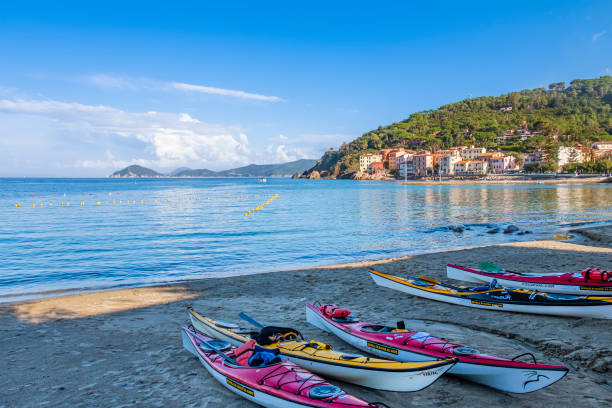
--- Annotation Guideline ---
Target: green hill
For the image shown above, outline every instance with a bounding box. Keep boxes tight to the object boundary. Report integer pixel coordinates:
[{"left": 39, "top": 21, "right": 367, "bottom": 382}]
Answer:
[
  {"left": 109, "top": 165, "right": 162, "bottom": 178},
  {"left": 304, "top": 76, "right": 612, "bottom": 178},
  {"left": 216, "top": 159, "right": 317, "bottom": 177}
]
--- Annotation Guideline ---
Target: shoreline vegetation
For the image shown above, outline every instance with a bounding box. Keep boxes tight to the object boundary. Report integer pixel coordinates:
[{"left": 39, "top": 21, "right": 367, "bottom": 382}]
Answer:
[{"left": 1, "top": 225, "right": 610, "bottom": 406}]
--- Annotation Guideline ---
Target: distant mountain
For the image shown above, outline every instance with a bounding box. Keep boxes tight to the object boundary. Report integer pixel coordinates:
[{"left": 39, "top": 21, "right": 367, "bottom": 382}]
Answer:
[
  {"left": 215, "top": 159, "right": 317, "bottom": 177},
  {"left": 109, "top": 159, "right": 317, "bottom": 178},
  {"left": 168, "top": 167, "right": 191, "bottom": 176},
  {"left": 109, "top": 165, "right": 162, "bottom": 178},
  {"left": 174, "top": 168, "right": 218, "bottom": 177}
]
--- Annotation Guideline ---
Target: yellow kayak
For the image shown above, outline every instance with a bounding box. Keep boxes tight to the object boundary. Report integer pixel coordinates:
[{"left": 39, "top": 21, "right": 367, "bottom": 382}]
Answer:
[{"left": 187, "top": 307, "right": 456, "bottom": 391}]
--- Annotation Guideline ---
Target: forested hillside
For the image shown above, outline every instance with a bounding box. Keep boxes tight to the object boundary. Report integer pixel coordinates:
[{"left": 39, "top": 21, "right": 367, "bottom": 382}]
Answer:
[{"left": 305, "top": 76, "right": 612, "bottom": 178}]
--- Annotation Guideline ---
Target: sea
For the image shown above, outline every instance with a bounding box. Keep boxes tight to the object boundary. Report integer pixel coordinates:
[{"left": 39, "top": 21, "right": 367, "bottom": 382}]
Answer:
[{"left": 1, "top": 178, "right": 611, "bottom": 302}]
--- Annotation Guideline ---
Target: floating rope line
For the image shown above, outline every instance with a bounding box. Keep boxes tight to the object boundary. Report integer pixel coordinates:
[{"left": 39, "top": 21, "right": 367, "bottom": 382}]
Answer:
[{"left": 244, "top": 194, "right": 279, "bottom": 217}]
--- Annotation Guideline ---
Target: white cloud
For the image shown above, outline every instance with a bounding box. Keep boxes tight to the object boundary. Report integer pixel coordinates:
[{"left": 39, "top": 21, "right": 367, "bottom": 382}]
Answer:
[
  {"left": 0, "top": 98, "right": 252, "bottom": 175},
  {"left": 82, "top": 73, "right": 285, "bottom": 102},
  {"left": 592, "top": 30, "right": 607, "bottom": 42},
  {"left": 266, "top": 144, "right": 297, "bottom": 162},
  {"left": 85, "top": 74, "right": 139, "bottom": 90},
  {"left": 172, "top": 82, "right": 284, "bottom": 102}
]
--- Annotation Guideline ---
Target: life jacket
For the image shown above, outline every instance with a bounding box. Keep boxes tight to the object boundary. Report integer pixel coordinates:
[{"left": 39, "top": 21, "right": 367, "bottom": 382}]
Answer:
[
  {"left": 582, "top": 268, "right": 611, "bottom": 281},
  {"left": 248, "top": 345, "right": 281, "bottom": 367},
  {"left": 234, "top": 339, "right": 256, "bottom": 366},
  {"left": 252, "top": 326, "right": 302, "bottom": 346},
  {"left": 320, "top": 304, "right": 351, "bottom": 319}
]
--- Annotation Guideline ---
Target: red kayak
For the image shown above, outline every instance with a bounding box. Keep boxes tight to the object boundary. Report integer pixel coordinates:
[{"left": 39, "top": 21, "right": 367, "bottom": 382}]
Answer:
[
  {"left": 181, "top": 326, "right": 388, "bottom": 407},
  {"left": 306, "top": 303, "right": 568, "bottom": 393},
  {"left": 447, "top": 263, "right": 612, "bottom": 296}
]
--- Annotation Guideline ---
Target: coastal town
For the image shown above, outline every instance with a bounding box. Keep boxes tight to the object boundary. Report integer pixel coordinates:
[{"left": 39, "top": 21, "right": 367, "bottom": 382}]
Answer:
[{"left": 359, "top": 140, "right": 612, "bottom": 179}]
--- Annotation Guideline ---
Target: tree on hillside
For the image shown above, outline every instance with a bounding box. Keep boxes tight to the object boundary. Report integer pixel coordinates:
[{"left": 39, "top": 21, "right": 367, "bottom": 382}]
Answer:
[{"left": 548, "top": 82, "right": 566, "bottom": 91}]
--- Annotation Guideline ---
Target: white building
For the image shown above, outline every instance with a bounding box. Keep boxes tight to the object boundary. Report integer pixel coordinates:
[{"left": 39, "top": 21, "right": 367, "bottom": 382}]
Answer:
[
  {"left": 455, "top": 160, "right": 488, "bottom": 175},
  {"left": 462, "top": 147, "right": 487, "bottom": 160},
  {"left": 439, "top": 152, "right": 461, "bottom": 175},
  {"left": 592, "top": 141, "right": 612, "bottom": 150},
  {"left": 359, "top": 154, "right": 382, "bottom": 172},
  {"left": 558, "top": 146, "right": 584, "bottom": 167},
  {"left": 398, "top": 162, "right": 415, "bottom": 178}
]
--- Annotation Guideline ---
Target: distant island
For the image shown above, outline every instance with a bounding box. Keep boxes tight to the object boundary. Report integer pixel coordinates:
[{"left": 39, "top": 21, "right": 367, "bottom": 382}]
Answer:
[
  {"left": 303, "top": 76, "right": 612, "bottom": 179},
  {"left": 109, "top": 159, "right": 317, "bottom": 178}
]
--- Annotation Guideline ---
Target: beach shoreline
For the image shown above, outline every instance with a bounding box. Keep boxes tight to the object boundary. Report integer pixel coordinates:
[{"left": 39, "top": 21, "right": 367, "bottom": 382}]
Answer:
[{"left": 1, "top": 225, "right": 610, "bottom": 407}]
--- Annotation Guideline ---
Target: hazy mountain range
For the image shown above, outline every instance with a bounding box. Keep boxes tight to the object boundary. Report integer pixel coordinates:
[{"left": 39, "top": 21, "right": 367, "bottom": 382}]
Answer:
[{"left": 109, "top": 159, "right": 317, "bottom": 178}]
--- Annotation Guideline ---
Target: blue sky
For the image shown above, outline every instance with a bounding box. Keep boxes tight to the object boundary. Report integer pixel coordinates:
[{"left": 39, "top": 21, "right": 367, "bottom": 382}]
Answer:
[{"left": 0, "top": 1, "right": 610, "bottom": 176}]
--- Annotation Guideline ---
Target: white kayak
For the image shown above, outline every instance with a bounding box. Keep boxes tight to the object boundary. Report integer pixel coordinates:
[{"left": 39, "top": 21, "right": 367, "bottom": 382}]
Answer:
[
  {"left": 187, "top": 306, "right": 455, "bottom": 392},
  {"left": 369, "top": 269, "right": 612, "bottom": 319},
  {"left": 447, "top": 263, "right": 612, "bottom": 296},
  {"left": 305, "top": 303, "right": 569, "bottom": 394}
]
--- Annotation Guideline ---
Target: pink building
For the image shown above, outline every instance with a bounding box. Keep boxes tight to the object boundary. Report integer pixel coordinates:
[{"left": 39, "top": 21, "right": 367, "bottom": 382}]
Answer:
[
  {"left": 413, "top": 154, "right": 433, "bottom": 177},
  {"left": 489, "top": 155, "right": 517, "bottom": 174},
  {"left": 387, "top": 149, "right": 406, "bottom": 171}
]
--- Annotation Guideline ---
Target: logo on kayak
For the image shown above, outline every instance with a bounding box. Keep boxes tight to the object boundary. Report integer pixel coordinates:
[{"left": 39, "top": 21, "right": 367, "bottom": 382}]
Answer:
[
  {"left": 579, "top": 286, "right": 612, "bottom": 291},
  {"left": 523, "top": 371, "right": 550, "bottom": 389},
  {"left": 419, "top": 370, "right": 439, "bottom": 376},
  {"left": 471, "top": 300, "right": 503, "bottom": 307},
  {"left": 366, "top": 341, "right": 398, "bottom": 355},
  {"left": 226, "top": 378, "right": 255, "bottom": 396}
]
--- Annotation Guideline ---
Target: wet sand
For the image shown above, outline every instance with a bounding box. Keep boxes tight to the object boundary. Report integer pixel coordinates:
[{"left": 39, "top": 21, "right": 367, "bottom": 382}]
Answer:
[{"left": 1, "top": 226, "right": 611, "bottom": 407}]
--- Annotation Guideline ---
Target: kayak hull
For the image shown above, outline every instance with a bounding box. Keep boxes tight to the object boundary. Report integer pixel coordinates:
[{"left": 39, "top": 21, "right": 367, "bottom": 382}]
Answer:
[
  {"left": 447, "top": 264, "right": 612, "bottom": 296},
  {"left": 306, "top": 303, "right": 568, "bottom": 393},
  {"left": 370, "top": 269, "right": 612, "bottom": 319},
  {"left": 182, "top": 327, "right": 377, "bottom": 408},
  {"left": 188, "top": 307, "right": 453, "bottom": 392}
]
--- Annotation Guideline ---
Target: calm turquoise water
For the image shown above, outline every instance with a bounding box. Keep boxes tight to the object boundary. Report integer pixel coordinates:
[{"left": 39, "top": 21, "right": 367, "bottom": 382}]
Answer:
[{"left": 1, "top": 178, "right": 611, "bottom": 300}]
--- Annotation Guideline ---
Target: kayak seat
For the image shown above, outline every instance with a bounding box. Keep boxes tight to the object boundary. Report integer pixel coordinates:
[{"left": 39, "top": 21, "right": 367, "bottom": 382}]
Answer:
[
  {"left": 198, "top": 339, "right": 232, "bottom": 353},
  {"left": 361, "top": 325, "right": 393, "bottom": 333},
  {"left": 332, "top": 315, "right": 359, "bottom": 323}
]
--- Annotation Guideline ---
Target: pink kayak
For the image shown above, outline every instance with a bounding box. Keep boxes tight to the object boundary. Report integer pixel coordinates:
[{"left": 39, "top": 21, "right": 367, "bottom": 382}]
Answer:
[
  {"left": 306, "top": 303, "right": 568, "bottom": 393},
  {"left": 181, "top": 326, "right": 388, "bottom": 408},
  {"left": 447, "top": 263, "right": 612, "bottom": 296}
]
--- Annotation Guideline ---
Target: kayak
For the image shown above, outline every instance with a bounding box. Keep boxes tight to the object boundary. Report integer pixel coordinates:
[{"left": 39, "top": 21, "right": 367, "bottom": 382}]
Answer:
[
  {"left": 187, "top": 307, "right": 455, "bottom": 392},
  {"left": 369, "top": 269, "right": 612, "bottom": 319},
  {"left": 305, "top": 303, "right": 569, "bottom": 393},
  {"left": 447, "top": 263, "right": 612, "bottom": 296},
  {"left": 181, "top": 326, "right": 388, "bottom": 408}
]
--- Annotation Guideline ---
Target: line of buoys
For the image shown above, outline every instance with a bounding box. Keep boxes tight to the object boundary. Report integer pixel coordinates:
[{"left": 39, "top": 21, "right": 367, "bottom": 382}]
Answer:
[
  {"left": 14, "top": 193, "right": 279, "bottom": 209},
  {"left": 244, "top": 194, "right": 279, "bottom": 216}
]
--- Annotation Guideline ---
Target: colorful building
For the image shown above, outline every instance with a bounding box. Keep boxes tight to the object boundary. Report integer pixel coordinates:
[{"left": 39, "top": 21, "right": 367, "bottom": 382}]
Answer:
[
  {"left": 489, "top": 155, "right": 517, "bottom": 174},
  {"left": 454, "top": 160, "right": 488, "bottom": 175},
  {"left": 368, "top": 161, "right": 385, "bottom": 175},
  {"left": 413, "top": 154, "right": 433, "bottom": 177},
  {"left": 359, "top": 154, "right": 382, "bottom": 172}
]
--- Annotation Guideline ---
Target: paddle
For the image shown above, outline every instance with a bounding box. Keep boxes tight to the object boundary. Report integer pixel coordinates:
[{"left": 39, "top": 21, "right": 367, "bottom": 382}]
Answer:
[
  {"left": 186, "top": 327, "right": 238, "bottom": 364},
  {"left": 238, "top": 312, "right": 265, "bottom": 329}
]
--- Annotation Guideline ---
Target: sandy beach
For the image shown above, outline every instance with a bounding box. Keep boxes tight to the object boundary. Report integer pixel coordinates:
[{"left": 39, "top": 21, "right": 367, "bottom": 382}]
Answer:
[{"left": 1, "top": 226, "right": 611, "bottom": 407}]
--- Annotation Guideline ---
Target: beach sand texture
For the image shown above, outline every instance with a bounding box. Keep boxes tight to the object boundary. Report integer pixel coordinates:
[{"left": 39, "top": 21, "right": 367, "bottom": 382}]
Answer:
[{"left": 1, "top": 226, "right": 610, "bottom": 407}]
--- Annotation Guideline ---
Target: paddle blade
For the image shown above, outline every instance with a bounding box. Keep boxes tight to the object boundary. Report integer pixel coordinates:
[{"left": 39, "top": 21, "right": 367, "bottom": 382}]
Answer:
[{"left": 238, "top": 312, "right": 265, "bottom": 329}]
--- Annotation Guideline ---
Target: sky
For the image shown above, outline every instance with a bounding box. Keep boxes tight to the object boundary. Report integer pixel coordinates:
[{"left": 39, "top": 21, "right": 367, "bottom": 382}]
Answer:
[{"left": 0, "top": 1, "right": 611, "bottom": 177}]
